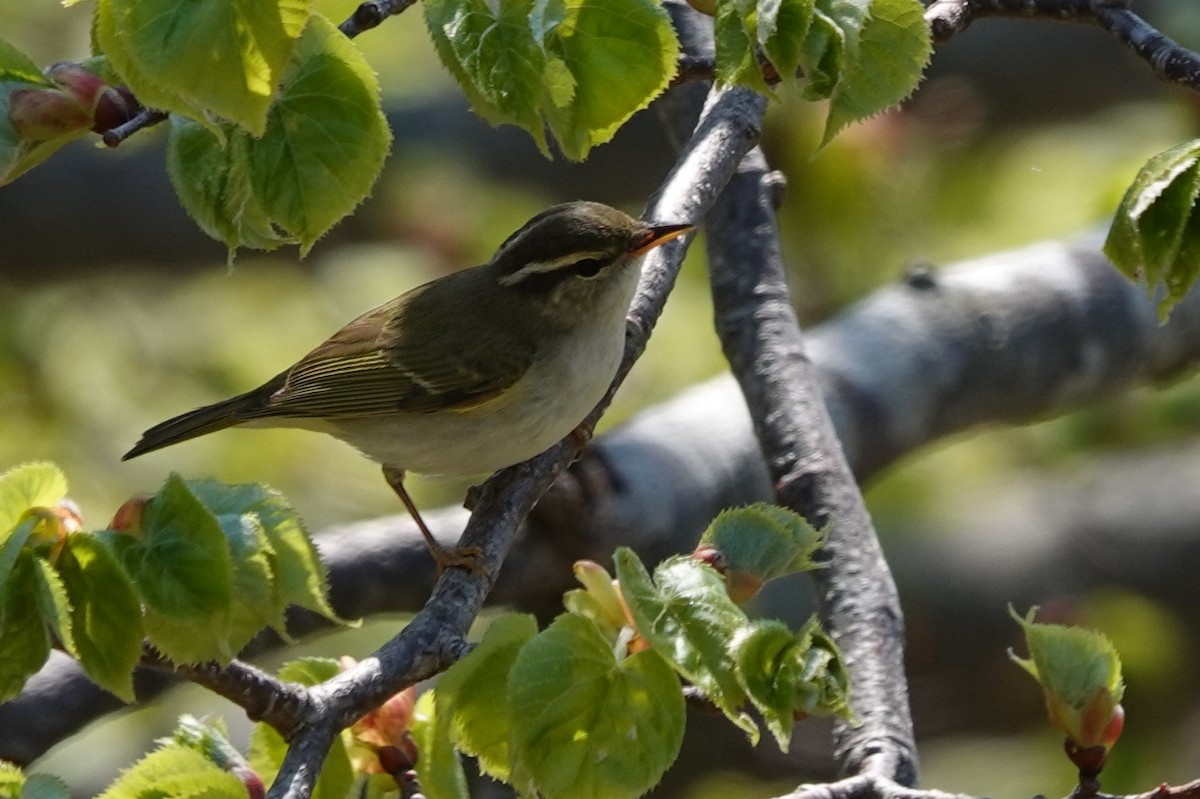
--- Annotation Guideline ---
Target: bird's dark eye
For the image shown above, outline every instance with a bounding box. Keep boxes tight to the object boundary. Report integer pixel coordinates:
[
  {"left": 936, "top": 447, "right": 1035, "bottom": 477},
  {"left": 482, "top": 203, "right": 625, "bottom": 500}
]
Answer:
[{"left": 572, "top": 257, "right": 607, "bottom": 278}]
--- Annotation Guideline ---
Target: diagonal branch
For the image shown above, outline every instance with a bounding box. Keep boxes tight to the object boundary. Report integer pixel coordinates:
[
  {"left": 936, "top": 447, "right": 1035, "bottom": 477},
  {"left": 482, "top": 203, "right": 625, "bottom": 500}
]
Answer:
[
  {"left": 925, "top": 0, "right": 1200, "bottom": 94},
  {"left": 705, "top": 150, "right": 916, "bottom": 783}
]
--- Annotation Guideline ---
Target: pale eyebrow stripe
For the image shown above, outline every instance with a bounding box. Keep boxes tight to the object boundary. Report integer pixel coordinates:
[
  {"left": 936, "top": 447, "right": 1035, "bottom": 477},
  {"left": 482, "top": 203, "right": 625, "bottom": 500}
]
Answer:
[{"left": 498, "top": 250, "right": 612, "bottom": 286}]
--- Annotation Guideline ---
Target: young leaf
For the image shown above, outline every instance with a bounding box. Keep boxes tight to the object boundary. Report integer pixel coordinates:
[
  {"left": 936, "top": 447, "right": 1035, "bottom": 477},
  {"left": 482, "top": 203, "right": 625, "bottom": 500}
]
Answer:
[
  {"left": 731, "top": 617, "right": 851, "bottom": 749},
  {"left": 108, "top": 474, "right": 235, "bottom": 664},
  {"left": 18, "top": 773, "right": 71, "bottom": 799},
  {"left": 92, "top": 0, "right": 209, "bottom": 128},
  {"left": 0, "top": 462, "right": 68, "bottom": 533},
  {"left": 0, "top": 554, "right": 51, "bottom": 702},
  {"left": 508, "top": 613, "right": 685, "bottom": 799},
  {"left": 411, "top": 691, "right": 470, "bottom": 799},
  {"left": 1105, "top": 138, "right": 1200, "bottom": 317},
  {"left": 425, "top": 0, "right": 677, "bottom": 161},
  {"left": 696, "top": 503, "right": 825, "bottom": 602},
  {"left": 819, "top": 0, "right": 931, "bottom": 146},
  {"left": 424, "top": 0, "right": 547, "bottom": 149},
  {"left": 95, "top": 0, "right": 312, "bottom": 135},
  {"left": 0, "top": 762, "right": 22, "bottom": 797},
  {"left": 96, "top": 742, "right": 247, "bottom": 799},
  {"left": 613, "top": 549, "right": 758, "bottom": 742},
  {"left": 166, "top": 118, "right": 286, "bottom": 257},
  {"left": 536, "top": 0, "right": 681, "bottom": 161},
  {"left": 1010, "top": 606, "right": 1125, "bottom": 756},
  {"left": 57, "top": 534, "right": 141, "bottom": 703},
  {"left": 247, "top": 14, "right": 392, "bottom": 254},
  {"left": 185, "top": 479, "right": 343, "bottom": 629},
  {"left": 436, "top": 614, "right": 537, "bottom": 783},
  {"left": 30, "top": 557, "right": 74, "bottom": 657}
]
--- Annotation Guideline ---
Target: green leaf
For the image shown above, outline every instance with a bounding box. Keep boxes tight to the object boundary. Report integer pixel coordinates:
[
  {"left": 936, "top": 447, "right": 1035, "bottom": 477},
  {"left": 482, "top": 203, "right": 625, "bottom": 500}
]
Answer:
[
  {"left": 30, "top": 557, "right": 74, "bottom": 656},
  {"left": 247, "top": 14, "right": 392, "bottom": 254},
  {"left": 110, "top": 474, "right": 235, "bottom": 664},
  {"left": 508, "top": 613, "right": 685, "bottom": 799},
  {"left": 0, "top": 517, "right": 35, "bottom": 596},
  {"left": 614, "top": 548, "right": 757, "bottom": 742},
  {"left": 1105, "top": 139, "right": 1200, "bottom": 317},
  {"left": 537, "top": 0, "right": 680, "bottom": 161},
  {"left": 715, "top": 0, "right": 813, "bottom": 93},
  {"left": 96, "top": 0, "right": 312, "bottom": 135},
  {"left": 96, "top": 743, "right": 247, "bottom": 799},
  {"left": 185, "top": 479, "right": 343, "bottom": 630},
  {"left": 1010, "top": 606, "right": 1125, "bottom": 749},
  {"left": 760, "top": 0, "right": 814, "bottom": 83},
  {"left": 0, "top": 463, "right": 68, "bottom": 533},
  {"left": 715, "top": 1, "right": 769, "bottom": 93},
  {"left": 276, "top": 656, "right": 341, "bottom": 686},
  {"left": 0, "top": 762, "right": 23, "bottom": 798},
  {"left": 0, "top": 553, "right": 51, "bottom": 702},
  {"left": 425, "top": 0, "right": 546, "bottom": 147},
  {"left": 412, "top": 691, "right": 470, "bottom": 799},
  {"left": 731, "top": 618, "right": 851, "bottom": 749},
  {"left": 0, "top": 40, "right": 46, "bottom": 84},
  {"left": 166, "top": 118, "right": 286, "bottom": 257},
  {"left": 425, "top": 0, "right": 676, "bottom": 161},
  {"left": 697, "top": 504, "right": 825, "bottom": 602},
  {"left": 216, "top": 512, "right": 280, "bottom": 654},
  {"left": 818, "top": 0, "right": 931, "bottom": 146},
  {"left": 437, "top": 614, "right": 537, "bottom": 783},
  {"left": 19, "top": 774, "right": 71, "bottom": 799},
  {"left": 58, "top": 534, "right": 142, "bottom": 702},
  {"left": 92, "top": 0, "right": 210, "bottom": 127}
]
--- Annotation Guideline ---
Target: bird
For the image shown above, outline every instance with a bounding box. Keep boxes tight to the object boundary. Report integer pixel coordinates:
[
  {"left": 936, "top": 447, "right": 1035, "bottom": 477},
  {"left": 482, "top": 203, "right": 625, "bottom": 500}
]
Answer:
[{"left": 123, "top": 201, "right": 693, "bottom": 570}]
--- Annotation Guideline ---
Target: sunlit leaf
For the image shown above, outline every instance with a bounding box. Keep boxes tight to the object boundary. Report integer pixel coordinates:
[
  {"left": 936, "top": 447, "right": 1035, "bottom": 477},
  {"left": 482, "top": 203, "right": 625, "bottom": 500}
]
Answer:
[
  {"left": 57, "top": 534, "right": 141, "bottom": 702},
  {"left": 107, "top": 474, "right": 235, "bottom": 664},
  {"left": 613, "top": 549, "right": 758, "bottom": 742},
  {"left": 1105, "top": 138, "right": 1200, "bottom": 317},
  {"left": 508, "top": 613, "right": 685, "bottom": 799},
  {"left": 0, "top": 554, "right": 51, "bottom": 702},
  {"left": 436, "top": 614, "right": 536, "bottom": 783},
  {"left": 95, "top": 0, "right": 312, "bottom": 134}
]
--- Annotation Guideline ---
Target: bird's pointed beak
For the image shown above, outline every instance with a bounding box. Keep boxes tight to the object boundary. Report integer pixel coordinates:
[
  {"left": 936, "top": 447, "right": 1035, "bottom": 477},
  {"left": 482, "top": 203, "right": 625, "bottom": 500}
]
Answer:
[{"left": 630, "top": 222, "right": 694, "bottom": 256}]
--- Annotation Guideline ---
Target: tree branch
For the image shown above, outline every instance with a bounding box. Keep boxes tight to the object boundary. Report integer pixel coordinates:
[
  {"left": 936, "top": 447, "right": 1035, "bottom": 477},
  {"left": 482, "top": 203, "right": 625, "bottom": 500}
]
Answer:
[
  {"left": 706, "top": 151, "right": 916, "bottom": 782},
  {"left": 337, "top": 0, "right": 418, "bottom": 39},
  {"left": 926, "top": 0, "right": 1200, "bottom": 94},
  {"left": 140, "top": 650, "right": 313, "bottom": 736}
]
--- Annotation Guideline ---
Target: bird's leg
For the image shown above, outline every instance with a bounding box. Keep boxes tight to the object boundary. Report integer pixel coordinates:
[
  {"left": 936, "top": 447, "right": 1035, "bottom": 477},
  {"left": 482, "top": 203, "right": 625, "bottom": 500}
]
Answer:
[
  {"left": 569, "top": 420, "right": 595, "bottom": 456},
  {"left": 381, "top": 465, "right": 485, "bottom": 575}
]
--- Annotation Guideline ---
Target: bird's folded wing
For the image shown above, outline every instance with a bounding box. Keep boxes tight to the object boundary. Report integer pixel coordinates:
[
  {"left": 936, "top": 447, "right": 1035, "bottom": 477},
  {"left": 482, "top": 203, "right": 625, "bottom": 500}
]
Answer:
[{"left": 261, "top": 294, "right": 536, "bottom": 417}]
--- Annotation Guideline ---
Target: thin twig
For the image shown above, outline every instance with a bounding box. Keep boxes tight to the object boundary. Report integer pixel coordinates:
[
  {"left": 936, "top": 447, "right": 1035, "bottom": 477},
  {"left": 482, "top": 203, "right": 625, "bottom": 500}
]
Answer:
[
  {"left": 338, "top": 0, "right": 418, "bottom": 39},
  {"left": 101, "top": 108, "right": 168, "bottom": 148},
  {"left": 925, "top": 0, "right": 1200, "bottom": 94},
  {"left": 140, "top": 650, "right": 313, "bottom": 736}
]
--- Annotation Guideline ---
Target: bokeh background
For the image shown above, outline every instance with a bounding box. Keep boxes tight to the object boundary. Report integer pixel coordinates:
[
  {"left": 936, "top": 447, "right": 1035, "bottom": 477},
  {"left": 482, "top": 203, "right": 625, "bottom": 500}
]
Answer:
[{"left": 3, "top": 1, "right": 1200, "bottom": 796}]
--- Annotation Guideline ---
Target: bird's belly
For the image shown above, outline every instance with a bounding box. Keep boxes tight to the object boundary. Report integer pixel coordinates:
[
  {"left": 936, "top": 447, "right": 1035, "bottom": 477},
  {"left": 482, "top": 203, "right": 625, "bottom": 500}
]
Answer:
[{"left": 326, "top": 328, "right": 624, "bottom": 476}]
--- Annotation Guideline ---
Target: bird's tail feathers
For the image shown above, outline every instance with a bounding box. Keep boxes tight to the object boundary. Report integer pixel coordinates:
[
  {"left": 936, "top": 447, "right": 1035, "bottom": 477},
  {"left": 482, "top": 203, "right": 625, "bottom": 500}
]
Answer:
[{"left": 123, "top": 392, "right": 262, "bottom": 460}]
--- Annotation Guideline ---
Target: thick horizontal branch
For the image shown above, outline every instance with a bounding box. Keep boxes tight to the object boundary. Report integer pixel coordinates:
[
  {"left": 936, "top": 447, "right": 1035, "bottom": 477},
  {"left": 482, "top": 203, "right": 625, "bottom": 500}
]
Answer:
[
  {"left": 925, "top": 0, "right": 1200, "bottom": 94},
  {"left": 10, "top": 233, "right": 1200, "bottom": 765}
]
